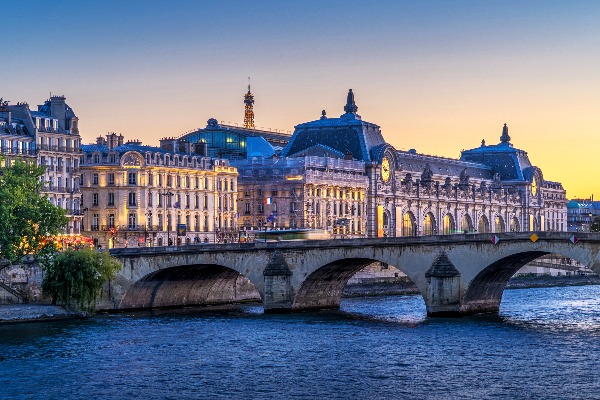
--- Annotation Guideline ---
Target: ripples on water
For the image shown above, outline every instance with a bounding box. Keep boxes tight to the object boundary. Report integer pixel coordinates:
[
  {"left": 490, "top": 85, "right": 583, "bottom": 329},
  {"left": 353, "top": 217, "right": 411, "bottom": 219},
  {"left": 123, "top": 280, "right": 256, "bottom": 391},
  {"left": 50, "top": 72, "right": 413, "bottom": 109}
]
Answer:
[{"left": 1, "top": 286, "right": 600, "bottom": 400}]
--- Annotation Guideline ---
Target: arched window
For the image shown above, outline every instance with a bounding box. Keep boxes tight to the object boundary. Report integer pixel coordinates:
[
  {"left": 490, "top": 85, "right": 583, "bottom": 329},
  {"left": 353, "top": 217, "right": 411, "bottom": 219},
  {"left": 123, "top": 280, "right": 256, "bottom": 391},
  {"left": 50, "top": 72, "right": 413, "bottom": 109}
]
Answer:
[
  {"left": 510, "top": 217, "right": 520, "bottom": 232},
  {"left": 478, "top": 215, "right": 489, "bottom": 233},
  {"left": 442, "top": 214, "right": 455, "bottom": 234},
  {"left": 402, "top": 212, "right": 416, "bottom": 236},
  {"left": 494, "top": 216, "right": 505, "bottom": 233},
  {"left": 461, "top": 214, "right": 473, "bottom": 233},
  {"left": 423, "top": 212, "right": 436, "bottom": 235}
]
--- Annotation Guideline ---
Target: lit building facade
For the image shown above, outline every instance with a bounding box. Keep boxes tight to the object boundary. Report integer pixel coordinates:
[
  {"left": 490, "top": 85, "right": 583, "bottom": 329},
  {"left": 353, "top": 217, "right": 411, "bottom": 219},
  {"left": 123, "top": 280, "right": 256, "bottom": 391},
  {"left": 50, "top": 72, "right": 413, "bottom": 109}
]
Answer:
[
  {"left": 0, "top": 96, "right": 83, "bottom": 233},
  {"left": 238, "top": 90, "right": 567, "bottom": 237},
  {"left": 80, "top": 134, "right": 238, "bottom": 248},
  {"left": 235, "top": 156, "right": 368, "bottom": 236}
]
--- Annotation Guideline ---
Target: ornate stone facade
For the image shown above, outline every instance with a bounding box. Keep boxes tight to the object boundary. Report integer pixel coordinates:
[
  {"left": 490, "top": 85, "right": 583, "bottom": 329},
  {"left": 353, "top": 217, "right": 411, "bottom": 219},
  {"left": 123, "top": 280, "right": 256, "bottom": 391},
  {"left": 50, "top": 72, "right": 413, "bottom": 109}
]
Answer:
[
  {"left": 0, "top": 96, "right": 83, "bottom": 234},
  {"left": 244, "top": 90, "right": 567, "bottom": 237},
  {"left": 80, "top": 134, "right": 238, "bottom": 248}
]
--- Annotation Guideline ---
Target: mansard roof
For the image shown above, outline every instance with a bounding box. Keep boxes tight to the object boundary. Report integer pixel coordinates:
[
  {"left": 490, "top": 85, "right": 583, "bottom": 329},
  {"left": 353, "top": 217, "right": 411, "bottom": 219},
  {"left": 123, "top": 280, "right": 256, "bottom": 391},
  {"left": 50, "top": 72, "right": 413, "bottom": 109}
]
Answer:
[
  {"left": 280, "top": 90, "right": 386, "bottom": 162},
  {"left": 82, "top": 143, "right": 192, "bottom": 156},
  {"left": 395, "top": 150, "right": 494, "bottom": 180},
  {"left": 460, "top": 124, "right": 534, "bottom": 181}
]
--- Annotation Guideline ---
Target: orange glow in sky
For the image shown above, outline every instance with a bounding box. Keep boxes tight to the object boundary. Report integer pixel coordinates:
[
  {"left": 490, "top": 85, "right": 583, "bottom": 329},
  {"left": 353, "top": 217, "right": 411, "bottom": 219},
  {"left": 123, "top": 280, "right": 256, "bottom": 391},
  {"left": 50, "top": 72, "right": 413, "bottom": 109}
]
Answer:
[{"left": 3, "top": 1, "right": 600, "bottom": 198}]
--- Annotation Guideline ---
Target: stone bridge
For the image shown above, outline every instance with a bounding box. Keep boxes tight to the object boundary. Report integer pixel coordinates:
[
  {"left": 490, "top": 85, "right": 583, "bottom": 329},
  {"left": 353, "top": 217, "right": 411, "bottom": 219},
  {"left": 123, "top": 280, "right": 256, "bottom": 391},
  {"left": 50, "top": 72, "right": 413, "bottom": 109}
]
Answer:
[{"left": 102, "top": 232, "right": 600, "bottom": 316}]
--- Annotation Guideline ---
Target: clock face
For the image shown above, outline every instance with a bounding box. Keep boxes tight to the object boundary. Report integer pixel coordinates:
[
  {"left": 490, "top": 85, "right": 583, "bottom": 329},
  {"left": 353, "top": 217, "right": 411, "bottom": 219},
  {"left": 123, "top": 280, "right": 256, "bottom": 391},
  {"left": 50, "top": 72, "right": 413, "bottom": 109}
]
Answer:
[
  {"left": 381, "top": 157, "right": 391, "bottom": 183},
  {"left": 531, "top": 177, "right": 538, "bottom": 196}
]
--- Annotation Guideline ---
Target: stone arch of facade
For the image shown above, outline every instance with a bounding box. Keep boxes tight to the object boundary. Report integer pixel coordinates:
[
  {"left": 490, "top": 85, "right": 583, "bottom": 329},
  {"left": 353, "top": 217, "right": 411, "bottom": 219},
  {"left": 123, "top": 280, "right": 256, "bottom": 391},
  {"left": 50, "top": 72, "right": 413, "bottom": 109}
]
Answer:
[
  {"left": 510, "top": 216, "right": 520, "bottom": 232},
  {"left": 494, "top": 215, "right": 506, "bottom": 233},
  {"left": 423, "top": 212, "right": 437, "bottom": 235},
  {"left": 461, "top": 213, "right": 473, "bottom": 233},
  {"left": 401, "top": 211, "right": 417, "bottom": 236},
  {"left": 478, "top": 215, "right": 490, "bottom": 233},
  {"left": 442, "top": 213, "right": 455, "bottom": 234}
]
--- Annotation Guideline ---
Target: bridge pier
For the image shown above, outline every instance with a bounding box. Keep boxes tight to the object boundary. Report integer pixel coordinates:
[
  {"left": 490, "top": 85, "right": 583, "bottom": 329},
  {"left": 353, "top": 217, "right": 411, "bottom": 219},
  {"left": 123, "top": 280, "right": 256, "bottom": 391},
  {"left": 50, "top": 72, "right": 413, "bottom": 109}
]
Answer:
[
  {"left": 425, "top": 253, "right": 463, "bottom": 317},
  {"left": 263, "top": 251, "right": 293, "bottom": 313}
]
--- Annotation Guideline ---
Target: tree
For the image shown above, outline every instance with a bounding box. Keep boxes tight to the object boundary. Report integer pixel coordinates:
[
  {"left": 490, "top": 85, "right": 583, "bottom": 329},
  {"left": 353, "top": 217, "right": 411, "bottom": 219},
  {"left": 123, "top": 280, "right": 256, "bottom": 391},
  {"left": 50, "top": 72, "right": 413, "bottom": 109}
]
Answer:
[
  {"left": 0, "top": 159, "right": 68, "bottom": 263},
  {"left": 41, "top": 248, "right": 121, "bottom": 310},
  {"left": 591, "top": 217, "right": 600, "bottom": 233}
]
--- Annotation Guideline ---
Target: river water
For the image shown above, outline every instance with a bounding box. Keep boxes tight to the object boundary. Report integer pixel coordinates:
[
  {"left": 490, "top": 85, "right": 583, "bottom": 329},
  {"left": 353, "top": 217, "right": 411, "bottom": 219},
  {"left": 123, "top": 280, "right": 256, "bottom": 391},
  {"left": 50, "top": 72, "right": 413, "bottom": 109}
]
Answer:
[{"left": 1, "top": 285, "right": 600, "bottom": 400}]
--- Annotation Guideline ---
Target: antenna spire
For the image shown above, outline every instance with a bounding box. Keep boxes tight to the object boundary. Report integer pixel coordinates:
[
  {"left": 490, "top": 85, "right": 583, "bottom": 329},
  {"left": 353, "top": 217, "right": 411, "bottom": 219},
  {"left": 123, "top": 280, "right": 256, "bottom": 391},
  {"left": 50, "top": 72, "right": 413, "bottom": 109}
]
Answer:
[{"left": 244, "top": 78, "right": 255, "bottom": 129}]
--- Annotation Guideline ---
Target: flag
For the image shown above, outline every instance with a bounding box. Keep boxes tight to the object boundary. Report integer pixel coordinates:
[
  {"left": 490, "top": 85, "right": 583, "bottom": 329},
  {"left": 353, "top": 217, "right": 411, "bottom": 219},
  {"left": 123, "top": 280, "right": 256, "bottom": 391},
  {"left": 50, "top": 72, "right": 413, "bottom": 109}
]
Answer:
[
  {"left": 267, "top": 212, "right": 276, "bottom": 222},
  {"left": 264, "top": 198, "right": 272, "bottom": 204},
  {"left": 174, "top": 201, "right": 180, "bottom": 208},
  {"left": 235, "top": 212, "right": 240, "bottom": 218}
]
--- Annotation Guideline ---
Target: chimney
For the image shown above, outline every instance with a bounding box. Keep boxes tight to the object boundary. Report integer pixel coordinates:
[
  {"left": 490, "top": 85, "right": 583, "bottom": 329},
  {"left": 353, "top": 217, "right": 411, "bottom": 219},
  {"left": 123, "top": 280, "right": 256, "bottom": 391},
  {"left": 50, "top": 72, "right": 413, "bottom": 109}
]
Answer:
[
  {"left": 106, "top": 133, "right": 119, "bottom": 149},
  {"left": 96, "top": 136, "right": 106, "bottom": 145},
  {"left": 0, "top": 100, "right": 10, "bottom": 124},
  {"left": 118, "top": 134, "right": 124, "bottom": 146},
  {"left": 159, "top": 137, "right": 175, "bottom": 152},
  {"left": 70, "top": 116, "right": 79, "bottom": 135},
  {"left": 49, "top": 95, "right": 67, "bottom": 130}
]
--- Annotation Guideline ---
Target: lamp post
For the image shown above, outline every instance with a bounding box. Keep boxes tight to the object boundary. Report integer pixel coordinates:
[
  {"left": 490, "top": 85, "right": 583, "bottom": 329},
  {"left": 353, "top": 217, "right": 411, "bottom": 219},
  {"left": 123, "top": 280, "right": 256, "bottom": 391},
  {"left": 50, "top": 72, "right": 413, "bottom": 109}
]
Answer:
[
  {"left": 145, "top": 210, "right": 153, "bottom": 247},
  {"left": 161, "top": 190, "right": 173, "bottom": 246}
]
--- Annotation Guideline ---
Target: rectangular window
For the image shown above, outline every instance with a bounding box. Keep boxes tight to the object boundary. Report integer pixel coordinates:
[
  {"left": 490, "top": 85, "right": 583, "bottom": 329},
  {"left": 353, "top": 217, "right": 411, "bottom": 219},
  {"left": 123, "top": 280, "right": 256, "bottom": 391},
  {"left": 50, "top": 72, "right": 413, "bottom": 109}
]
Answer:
[
  {"left": 92, "top": 173, "right": 99, "bottom": 186},
  {"left": 158, "top": 175, "right": 163, "bottom": 187},
  {"left": 108, "top": 192, "right": 115, "bottom": 206},
  {"left": 128, "top": 213, "right": 136, "bottom": 230},
  {"left": 176, "top": 175, "right": 181, "bottom": 187},
  {"left": 148, "top": 173, "right": 154, "bottom": 186},
  {"left": 108, "top": 214, "right": 115, "bottom": 228},
  {"left": 128, "top": 192, "right": 137, "bottom": 207},
  {"left": 244, "top": 203, "right": 250, "bottom": 214},
  {"left": 148, "top": 192, "right": 153, "bottom": 207},
  {"left": 92, "top": 214, "right": 99, "bottom": 231},
  {"left": 107, "top": 173, "right": 115, "bottom": 186},
  {"left": 167, "top": 175, "right": 172, "bottom": 187},
  {"left": 92, "top": 193, "right": 99, "bottom": 206},
  {"left": 128, "top": 172, "right": 137, "bottom": 185},
  {"left": 203, "top": 195, "right": 208, "bottom": 209}
]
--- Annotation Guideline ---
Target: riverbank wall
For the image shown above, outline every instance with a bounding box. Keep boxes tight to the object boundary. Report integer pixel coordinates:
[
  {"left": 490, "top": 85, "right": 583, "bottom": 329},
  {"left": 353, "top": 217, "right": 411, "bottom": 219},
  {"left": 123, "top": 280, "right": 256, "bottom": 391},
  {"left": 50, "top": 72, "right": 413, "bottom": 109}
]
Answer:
[{"left": 342, "top": 274, "right": 600, "bottom": 297}]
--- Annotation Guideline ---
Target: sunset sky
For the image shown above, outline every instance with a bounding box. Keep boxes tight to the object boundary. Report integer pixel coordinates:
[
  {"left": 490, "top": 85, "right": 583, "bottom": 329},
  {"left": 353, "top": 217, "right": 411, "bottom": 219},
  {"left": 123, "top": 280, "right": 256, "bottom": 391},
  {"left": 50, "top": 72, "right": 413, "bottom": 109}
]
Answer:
[{"left": 3, "top": 1, "right": 599, "bottom": 198}]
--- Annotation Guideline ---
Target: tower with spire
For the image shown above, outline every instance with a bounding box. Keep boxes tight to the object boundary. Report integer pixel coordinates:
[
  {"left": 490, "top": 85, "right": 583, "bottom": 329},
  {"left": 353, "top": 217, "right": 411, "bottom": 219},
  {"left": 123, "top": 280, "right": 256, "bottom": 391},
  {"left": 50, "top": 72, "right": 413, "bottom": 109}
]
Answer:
[{"left": 244, "top": 77, "right": 255, "bottom": 129}]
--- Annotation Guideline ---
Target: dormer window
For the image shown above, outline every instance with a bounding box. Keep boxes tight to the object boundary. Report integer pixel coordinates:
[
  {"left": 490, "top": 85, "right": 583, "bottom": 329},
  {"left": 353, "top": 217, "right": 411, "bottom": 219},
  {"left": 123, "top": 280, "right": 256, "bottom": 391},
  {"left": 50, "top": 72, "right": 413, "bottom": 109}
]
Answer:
[{"left": 93, "top": 154, "right": 100, "bottom": 163}]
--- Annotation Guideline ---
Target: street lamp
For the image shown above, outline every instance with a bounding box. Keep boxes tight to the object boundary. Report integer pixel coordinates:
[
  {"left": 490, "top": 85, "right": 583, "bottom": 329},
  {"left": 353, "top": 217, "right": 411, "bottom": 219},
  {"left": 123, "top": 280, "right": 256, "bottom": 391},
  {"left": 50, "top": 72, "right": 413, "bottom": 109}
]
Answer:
[
  {"left": 161, "top": 190, "right": 173, "bottom": 246},
  {"left": 145, "top": 210, "right": 153, "bottom": 247}
]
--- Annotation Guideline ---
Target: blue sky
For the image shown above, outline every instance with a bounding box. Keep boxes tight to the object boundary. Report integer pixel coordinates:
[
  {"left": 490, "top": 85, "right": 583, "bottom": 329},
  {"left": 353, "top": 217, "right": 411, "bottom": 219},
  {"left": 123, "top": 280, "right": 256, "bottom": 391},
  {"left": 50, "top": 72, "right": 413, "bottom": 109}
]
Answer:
[{"left": 3, "top": 0, "right": 600, "bottom": 196}]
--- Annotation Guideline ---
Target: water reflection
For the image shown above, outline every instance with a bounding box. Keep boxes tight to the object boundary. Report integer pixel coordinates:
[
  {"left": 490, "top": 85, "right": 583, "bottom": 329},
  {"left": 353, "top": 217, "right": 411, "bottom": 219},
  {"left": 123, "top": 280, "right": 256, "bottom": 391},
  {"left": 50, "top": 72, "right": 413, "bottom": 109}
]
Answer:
[{"left": 0, "top": 286, "right": 599, "bottom": 400}]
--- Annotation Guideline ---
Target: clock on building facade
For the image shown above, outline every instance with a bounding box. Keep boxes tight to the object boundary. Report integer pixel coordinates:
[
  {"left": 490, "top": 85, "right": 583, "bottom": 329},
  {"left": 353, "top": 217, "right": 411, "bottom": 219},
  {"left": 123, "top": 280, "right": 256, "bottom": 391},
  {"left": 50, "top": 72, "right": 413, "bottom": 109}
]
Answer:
[{"left": 381, "top": 156, "right": 391, "bottom": 183}]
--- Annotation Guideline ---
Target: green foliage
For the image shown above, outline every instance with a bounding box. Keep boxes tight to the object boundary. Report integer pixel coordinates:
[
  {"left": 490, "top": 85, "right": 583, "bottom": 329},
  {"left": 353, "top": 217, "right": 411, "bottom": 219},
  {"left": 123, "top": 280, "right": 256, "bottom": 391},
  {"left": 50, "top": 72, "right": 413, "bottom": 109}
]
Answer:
[
  {"left": 0, "top": 159, "right": 68, "bottom": 262},
  {"left": 41, "top": 248, "right": 121, "bottom": 311},
  {"left": 591, "top": 217, "right": 600, "bottom": 233}
]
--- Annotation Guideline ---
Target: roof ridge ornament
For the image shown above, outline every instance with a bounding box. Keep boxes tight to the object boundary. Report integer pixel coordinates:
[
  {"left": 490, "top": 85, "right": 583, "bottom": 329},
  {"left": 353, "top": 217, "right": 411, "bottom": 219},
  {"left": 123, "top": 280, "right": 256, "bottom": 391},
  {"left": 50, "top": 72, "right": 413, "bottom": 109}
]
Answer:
[
  {"left": 343, "top": 89, "right": 358, "bottom": 114},
  {"left": 500, "top": 123, "right": 511, "bottom": 144}
]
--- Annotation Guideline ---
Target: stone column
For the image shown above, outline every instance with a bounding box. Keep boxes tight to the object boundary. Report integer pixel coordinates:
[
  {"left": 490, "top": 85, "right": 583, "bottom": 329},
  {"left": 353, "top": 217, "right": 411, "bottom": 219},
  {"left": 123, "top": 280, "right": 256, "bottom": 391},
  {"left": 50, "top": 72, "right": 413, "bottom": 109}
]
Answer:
[
  {"left": 425, "top": 253, "right": 462, "bottom": 316},
  {"left": 263, "top": 251, "right": 293, "bottom": 313}
]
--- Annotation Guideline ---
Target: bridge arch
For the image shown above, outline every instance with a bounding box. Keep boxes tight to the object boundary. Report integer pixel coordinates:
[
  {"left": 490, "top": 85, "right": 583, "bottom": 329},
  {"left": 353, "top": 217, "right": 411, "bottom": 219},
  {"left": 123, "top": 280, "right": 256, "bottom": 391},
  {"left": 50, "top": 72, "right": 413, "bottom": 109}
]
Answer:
[
  {"left": 291, "top": 256, "right": 426, "bottom": 312},
  {"left": 119, "top": 263, "right": 261, "bottom": 309},
  {"left": 460, "top": 244, "right": 600, "bottom": 315}
]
